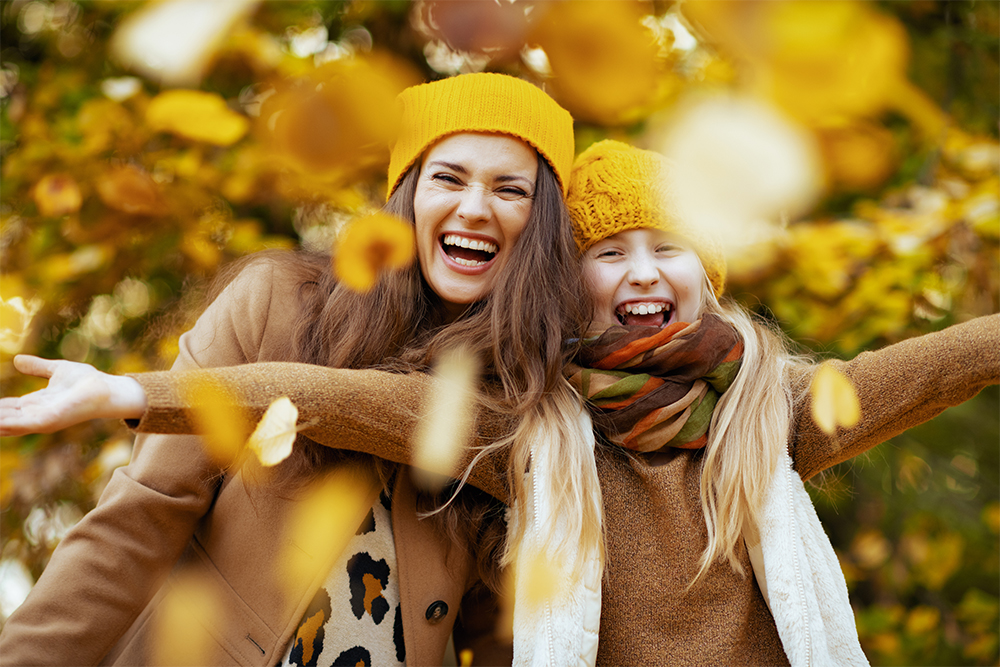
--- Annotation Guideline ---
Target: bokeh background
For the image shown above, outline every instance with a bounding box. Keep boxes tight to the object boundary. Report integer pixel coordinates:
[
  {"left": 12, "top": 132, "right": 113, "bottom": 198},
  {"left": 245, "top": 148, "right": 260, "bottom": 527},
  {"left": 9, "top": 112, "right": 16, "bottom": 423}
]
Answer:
[{"left": 0, "top": 1, "right": 997, "bottom": 664}]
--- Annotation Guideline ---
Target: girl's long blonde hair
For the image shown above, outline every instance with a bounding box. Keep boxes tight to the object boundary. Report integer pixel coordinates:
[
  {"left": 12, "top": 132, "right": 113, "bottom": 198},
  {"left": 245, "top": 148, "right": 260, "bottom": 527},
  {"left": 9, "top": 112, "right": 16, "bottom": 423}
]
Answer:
[{"left": 694, "top": 290, "right": 811, "bottom": 582}]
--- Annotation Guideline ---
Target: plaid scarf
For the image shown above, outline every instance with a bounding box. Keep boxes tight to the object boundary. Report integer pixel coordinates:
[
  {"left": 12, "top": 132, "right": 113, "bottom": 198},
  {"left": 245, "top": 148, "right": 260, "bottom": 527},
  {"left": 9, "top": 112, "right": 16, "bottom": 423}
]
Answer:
[{"left": 566, "top": 314, "right": 743, "bottom": 453}]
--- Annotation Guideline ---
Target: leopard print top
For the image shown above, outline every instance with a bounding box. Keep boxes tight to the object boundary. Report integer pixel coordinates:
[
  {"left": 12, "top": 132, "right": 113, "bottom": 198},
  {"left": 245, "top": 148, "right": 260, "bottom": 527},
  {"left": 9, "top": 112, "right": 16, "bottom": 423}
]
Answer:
[{"left": 279, "top": 488, "right": 405, "bottom": 667}]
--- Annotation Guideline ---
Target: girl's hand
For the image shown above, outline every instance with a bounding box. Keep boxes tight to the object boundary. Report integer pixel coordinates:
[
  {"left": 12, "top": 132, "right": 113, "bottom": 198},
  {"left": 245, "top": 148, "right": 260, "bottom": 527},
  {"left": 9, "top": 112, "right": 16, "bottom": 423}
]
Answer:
[{"left": 0, "top": 355, "right": 147, "bottom": 436}]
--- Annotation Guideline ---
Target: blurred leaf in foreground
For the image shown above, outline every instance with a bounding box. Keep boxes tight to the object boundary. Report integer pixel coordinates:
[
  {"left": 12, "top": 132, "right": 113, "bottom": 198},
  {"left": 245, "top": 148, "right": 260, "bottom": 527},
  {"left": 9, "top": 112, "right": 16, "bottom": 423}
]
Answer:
[
  {"left": 246, "top": 396, "right": 298, "bottom": 467},
  {"left": 810, "top": 363, "right": 861, "bottom": 435},
  {"left": 333, "top": 213, "right": 415, "bottom": 293}
]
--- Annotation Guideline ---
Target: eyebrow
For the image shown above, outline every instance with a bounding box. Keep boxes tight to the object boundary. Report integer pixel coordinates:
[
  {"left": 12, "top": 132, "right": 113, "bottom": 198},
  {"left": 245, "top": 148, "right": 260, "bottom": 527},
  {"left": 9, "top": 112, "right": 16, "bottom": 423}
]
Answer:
[{"left": 426, "top": 160, "right": 534, "bottom": 186}]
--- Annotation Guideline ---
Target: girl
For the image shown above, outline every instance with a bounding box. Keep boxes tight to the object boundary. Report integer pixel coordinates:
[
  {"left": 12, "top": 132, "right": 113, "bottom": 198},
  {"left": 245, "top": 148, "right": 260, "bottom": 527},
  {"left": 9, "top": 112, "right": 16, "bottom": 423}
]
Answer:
[
  {"left": 0, "top": 73, "right": 603, "bottom": 667},
  {"left": 564, "top": 139, "right": 998, "bottom": 665}
]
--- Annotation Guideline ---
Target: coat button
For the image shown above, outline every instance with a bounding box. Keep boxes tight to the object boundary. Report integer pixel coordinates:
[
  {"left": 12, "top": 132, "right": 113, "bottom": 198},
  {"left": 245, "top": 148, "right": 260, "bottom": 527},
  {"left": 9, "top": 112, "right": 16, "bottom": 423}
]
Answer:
[{"left": 425, "top": 600, "right": 449, "bottom": 623}]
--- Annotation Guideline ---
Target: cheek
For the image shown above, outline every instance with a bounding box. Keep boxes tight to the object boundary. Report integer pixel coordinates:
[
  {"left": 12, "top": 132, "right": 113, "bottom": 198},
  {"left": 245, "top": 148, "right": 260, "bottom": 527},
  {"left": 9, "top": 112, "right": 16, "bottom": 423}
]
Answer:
[
  {"left": 500, "top": 203, "right": 533, "bottom": 243},
  {"left": 582, "top": 264, "right": 616, "bottom": 309}
]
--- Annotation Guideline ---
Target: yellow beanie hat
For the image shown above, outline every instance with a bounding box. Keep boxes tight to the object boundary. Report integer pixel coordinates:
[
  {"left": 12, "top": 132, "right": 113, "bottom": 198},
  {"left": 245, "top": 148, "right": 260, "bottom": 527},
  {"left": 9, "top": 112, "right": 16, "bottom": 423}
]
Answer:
[
  {"left": 387, "top": 73, "right": 574, "bottom": 199},
  {"left": 567, "top": 139, "right": 727, "bottom": 296}
]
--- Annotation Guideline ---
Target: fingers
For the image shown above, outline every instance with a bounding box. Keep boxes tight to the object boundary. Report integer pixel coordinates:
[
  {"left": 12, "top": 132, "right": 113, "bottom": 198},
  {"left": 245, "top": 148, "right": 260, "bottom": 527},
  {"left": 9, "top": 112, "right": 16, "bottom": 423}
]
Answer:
[{"left": 12, "top": 355, "right": 57, "bottom": 379}]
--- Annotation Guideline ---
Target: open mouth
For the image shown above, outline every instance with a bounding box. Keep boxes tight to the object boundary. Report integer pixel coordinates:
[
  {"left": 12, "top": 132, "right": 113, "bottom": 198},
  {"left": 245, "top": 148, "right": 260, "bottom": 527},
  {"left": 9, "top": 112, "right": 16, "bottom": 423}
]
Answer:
[
  {"left": 615, "top": 301, "right": 672, "bottom": 327},
  {"left": 441, "top": 233, "right": 498, "bottom": 267}
]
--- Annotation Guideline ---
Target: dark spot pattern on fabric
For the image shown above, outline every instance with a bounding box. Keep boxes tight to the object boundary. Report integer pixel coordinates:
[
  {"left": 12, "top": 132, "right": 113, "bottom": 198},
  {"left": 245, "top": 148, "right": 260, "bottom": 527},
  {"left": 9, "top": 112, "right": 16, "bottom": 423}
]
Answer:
[
  {"left": 288, "top": 588, "right": 332, "bottom": 667},
  {"left": 348, "top": 552, "right": 390, "bottom": 623},
  {"left": 332, "top": 646, "right": 371, "bottom": 667},
  {"left": 356, "top": 507, "right": 375, "bottom": 535},
  {"left": 393, "top": 603, "right": 405, "bottom": 662}
]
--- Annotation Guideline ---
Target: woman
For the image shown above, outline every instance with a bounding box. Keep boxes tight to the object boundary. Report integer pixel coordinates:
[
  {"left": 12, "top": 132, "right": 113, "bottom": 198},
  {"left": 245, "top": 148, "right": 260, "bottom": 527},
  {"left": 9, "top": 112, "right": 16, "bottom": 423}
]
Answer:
[{"left": 0, "top": 72, "right": 603, "bottom": 667}]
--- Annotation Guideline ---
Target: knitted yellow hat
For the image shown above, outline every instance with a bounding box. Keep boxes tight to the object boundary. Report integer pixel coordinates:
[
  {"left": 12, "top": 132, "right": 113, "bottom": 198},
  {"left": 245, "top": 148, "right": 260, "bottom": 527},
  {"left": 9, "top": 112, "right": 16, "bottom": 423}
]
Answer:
[
  {"left": 387, "top": 73, "right": 574, "bottom": 199},
  {"left": 567, "top": 139, "right": 727, "bottom": 296}
]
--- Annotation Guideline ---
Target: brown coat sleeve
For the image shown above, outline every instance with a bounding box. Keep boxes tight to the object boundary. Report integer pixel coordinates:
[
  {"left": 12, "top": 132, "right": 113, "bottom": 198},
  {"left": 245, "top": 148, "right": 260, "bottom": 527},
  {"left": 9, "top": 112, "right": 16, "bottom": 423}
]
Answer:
[
  {"left": 791, "top": 315, "right": 1000, "bottom": 481},
  {"left": 126, "top": 363, "right": 514, "bottom": 503},
  {"left": 0, "top": 259, "right": 301, "bottom": 664}
]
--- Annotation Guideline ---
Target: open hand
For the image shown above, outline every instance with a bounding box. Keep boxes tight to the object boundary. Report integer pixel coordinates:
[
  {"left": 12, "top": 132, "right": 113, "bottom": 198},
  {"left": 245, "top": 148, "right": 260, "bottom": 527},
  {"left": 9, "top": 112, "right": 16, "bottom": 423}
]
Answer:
[{"left": 0, "top": 355, "right": 147, "bottom": 436}]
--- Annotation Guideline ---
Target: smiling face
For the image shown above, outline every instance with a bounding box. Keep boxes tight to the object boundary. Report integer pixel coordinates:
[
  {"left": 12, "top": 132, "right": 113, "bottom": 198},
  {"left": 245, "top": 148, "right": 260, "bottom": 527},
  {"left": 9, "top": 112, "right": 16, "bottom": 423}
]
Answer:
[
  {"left": 413, "top": 132, "right": 538, "bottom": 318},
  {"left": 582, "top": 228, "right": 707, "bottom": 329}
]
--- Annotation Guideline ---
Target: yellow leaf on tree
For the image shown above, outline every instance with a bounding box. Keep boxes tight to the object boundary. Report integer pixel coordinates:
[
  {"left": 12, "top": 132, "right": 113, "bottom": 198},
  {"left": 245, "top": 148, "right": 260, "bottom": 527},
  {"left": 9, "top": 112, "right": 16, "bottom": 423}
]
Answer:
[
  {"left": 32, "top": 174, "right": 82, "bottom": 217},
  {"left": 246, "top": 397, "right": 298, "bottom": 467},
  {"left": 333, "top": 213, "right": 415, "bottom": 292},
  {"left": 0, "top": 295, "right": 42, "bottom": 355},
  {"left": 810, "top": 362, "right": 861, "bottom": 434},
  {"left": 182, "top": 378, "right": 249, "bottom": 466},
  {"left": 278, "top": 464, "right": 382, "bottom": 594},
  {"left": 411, "top": 344, "right": 480, "bottom": 491},
  {"left": 96, "top": 165, "right": 167, "bottom": 216},
  {"left": 147, "top": 89, "right": 249, "bottom": 146}
]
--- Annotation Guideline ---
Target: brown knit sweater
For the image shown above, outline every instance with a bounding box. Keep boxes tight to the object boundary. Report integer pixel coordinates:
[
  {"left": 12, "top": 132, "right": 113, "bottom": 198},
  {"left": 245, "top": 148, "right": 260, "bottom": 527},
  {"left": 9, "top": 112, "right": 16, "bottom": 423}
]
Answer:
[{"left": 129, "top": 315, "right": 999, "bottom": 665}]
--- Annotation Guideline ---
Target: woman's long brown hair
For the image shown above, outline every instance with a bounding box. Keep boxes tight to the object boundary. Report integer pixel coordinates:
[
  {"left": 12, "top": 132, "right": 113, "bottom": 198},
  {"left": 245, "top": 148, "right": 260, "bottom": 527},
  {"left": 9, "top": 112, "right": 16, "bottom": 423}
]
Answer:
[{"left": 209, "top": 155, "right": 589, "bottom": 592}]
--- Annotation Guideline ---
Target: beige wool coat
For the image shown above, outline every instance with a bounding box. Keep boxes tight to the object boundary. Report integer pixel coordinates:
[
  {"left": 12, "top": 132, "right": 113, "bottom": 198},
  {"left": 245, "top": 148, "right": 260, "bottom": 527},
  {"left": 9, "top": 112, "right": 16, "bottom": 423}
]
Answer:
[{"left": 0, "top": 260, "right": 512, "bottom": 666}]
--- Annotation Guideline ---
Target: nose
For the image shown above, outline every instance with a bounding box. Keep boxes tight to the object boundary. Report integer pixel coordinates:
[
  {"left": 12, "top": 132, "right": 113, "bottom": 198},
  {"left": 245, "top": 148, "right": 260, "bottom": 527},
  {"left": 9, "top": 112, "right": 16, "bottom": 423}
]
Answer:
[
  {"left": 456, "top": 185, "right": 491, "bottom": 224},
  {"left": 627, "top": 251, "right": 659, "bottom": 287}
]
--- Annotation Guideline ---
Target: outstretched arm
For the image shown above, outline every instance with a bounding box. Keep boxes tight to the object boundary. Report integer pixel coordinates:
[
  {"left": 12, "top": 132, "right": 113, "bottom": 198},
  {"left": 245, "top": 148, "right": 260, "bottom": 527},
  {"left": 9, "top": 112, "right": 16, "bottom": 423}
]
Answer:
[
  {"left": 0, "top": 355, "right": 147, "bottom": 435},
  {"left": 0, "top": 356, "right": 513, "bottom": 502},
  {"left": 791, "top": 314, "right": 1000, "bottom": 480}
]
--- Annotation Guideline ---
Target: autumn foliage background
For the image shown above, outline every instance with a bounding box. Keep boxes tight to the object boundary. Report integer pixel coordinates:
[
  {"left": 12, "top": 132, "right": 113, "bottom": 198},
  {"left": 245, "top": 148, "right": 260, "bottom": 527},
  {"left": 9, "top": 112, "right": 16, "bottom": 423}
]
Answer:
[{"left": 0, "top": 1, "right": 997, "bottom": 664}]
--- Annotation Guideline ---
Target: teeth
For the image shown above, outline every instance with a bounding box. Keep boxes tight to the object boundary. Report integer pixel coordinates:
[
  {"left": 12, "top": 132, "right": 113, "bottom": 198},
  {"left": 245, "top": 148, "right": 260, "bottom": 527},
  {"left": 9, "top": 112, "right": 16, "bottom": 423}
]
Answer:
[
  {"left": 620, "top": 302, "right": 669, "bottom": 315},
  {"left": 443, "top": 234, "right": 498, "bottom": 254},
  {"left": 452, "top": 256, "right": 488, "bottom": 267}
]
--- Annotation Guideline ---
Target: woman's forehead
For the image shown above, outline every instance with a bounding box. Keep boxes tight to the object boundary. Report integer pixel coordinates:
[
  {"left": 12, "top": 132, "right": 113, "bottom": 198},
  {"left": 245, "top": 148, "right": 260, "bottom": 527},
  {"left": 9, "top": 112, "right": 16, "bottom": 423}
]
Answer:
[{"left": 421, "top": 132, "right": 538, "bottom": 176}]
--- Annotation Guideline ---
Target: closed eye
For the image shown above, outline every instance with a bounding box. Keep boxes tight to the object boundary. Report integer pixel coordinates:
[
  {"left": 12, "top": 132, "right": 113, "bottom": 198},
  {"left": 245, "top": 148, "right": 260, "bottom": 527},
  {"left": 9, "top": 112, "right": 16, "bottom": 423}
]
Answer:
[
  {"left": 431, "top": 173, "right": 463, "bottom": 186},
  {"left": 495, "top": 186, "right": 531, "bottom": 201}
]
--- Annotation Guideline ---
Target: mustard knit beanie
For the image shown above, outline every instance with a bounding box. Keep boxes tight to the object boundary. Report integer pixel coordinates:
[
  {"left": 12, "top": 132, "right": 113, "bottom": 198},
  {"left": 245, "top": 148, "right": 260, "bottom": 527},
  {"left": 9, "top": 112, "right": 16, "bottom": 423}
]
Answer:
[
  {"left": 567, "top": 139, "right": 727, "bottom": 296},
  {"left": 387, "top": 73, "right": 574, "bottom": 199}
]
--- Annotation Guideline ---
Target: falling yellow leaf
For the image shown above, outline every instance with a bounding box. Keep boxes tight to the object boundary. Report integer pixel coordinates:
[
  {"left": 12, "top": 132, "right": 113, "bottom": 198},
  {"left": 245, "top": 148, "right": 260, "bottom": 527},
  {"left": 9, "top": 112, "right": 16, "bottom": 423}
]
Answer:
[
  {"left": 153, "top": 571, "right": 221, "bottom": 666},
  {"left": 529, "top": 0, "right": 666, "bottom": 125},
  {"left": 32, "top": 174, "right": 82, "bottom": 216},
  {"left": 110, "top": 0, "right": 260, "bottom": 86},
  {"left": 411, "top": 344, "right": 481, "bottom": 491},
  {"left": 333, "top": 213, "right": 415, "bottom": 292},
  {"left": 810, "top": 362, "right": 861, "bottom": 434},
  {"left": 246, "top": 397, "right": 298, "bottom": 467},
  {"left": 0, "top": 295, "right": 42, "bottom": 355},
  {"left": 520, "top": 553, "right": 564, "bottom": 610},
  {"left": 96, "top": 165, "right": 167, "bottom": 216},
  {"left": 182, "top": 378, "right": 249, "bottom": 466},
  {"left": 657, "top": 94, "right": 823, "bottom": 254},
  {"left": 279, "top": 464, "right": 381, "bottom": 593},
  {"left": 147, "top": 90, "right": 249, "bottom": 146},
  {"left": 260, "top": 53, "right": 417, "bottom": 179}
]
